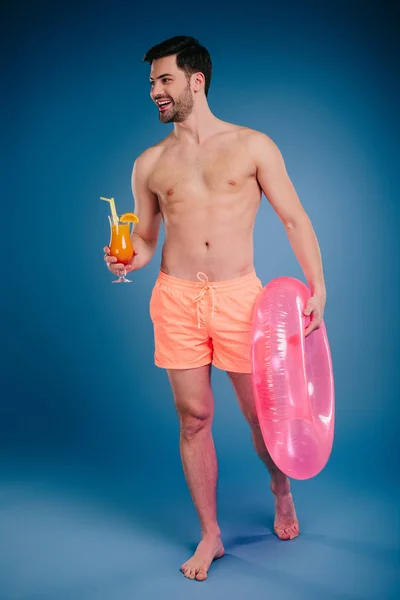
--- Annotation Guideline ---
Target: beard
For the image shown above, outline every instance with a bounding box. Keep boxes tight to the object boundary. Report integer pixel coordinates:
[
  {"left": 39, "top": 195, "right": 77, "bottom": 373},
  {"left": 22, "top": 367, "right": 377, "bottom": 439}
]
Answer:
[{"left": 159, "top": 81, "right": 194, "bottom": 124}]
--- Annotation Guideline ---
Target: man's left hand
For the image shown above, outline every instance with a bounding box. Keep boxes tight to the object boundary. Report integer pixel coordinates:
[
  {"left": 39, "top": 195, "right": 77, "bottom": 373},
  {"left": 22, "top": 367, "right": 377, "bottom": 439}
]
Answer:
[{"left": 303, "top": 294, "right": 326, "bottom": 337}]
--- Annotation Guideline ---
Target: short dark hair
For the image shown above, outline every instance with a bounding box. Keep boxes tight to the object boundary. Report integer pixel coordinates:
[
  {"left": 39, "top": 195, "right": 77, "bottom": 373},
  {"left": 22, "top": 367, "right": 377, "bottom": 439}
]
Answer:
[{"left": 143, "top": 36, "right": 212, "bottom": 97}]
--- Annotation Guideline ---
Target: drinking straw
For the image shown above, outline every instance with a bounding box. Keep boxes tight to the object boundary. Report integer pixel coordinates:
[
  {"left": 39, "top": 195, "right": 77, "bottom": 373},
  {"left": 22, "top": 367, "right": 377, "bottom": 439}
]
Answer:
[{"left": 100, "top": 196, "right": 119, "bottom": 226}]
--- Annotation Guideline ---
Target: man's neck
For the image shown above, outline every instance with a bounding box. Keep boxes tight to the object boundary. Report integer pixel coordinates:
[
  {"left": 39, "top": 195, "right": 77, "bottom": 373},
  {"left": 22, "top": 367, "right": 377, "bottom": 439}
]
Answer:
[{"left": 172, "top": 104, "right": 222, "bottom": 145}]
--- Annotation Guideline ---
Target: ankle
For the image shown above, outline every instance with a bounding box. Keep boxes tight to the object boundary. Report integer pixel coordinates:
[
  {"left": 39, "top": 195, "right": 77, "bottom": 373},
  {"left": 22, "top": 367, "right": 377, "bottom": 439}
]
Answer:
[{"left": 201, "top": 527, "right": 221, "bottom": 540}]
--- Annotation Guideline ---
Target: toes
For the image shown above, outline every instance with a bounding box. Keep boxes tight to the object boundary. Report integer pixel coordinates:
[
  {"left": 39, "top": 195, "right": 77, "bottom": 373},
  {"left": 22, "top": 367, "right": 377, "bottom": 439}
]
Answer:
[
  {"left": 274, "top": 524, "right": 290, "bottom": 540},
  {"left": 181, "top": 564, "right": 190, "bottom": 577},
  {"left": 276, "top": 529, "right": 290, "bottom": 540},
  {"left": 184, "top": 567, "right": 195, "bottom": 580},
  {"left": 288, "top": 525, "right": 299, "bottom": 539},
  {"left": 196, "top": 568, "right": 208, "bottom": 581},
  {"left": 275, "top": 522, "right": 299, "bottom": 540}
]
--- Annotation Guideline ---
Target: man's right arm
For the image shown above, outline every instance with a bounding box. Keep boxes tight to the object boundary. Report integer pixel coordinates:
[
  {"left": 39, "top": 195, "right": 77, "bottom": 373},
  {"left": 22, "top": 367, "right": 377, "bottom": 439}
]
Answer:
[{"left": 130, "top": 148, "right": 162, "bottom": 269}]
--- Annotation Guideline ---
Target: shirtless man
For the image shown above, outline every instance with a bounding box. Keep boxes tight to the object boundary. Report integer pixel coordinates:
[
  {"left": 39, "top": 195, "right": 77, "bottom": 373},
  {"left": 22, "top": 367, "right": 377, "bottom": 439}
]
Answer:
[{"left": 104, "top": 36, "right": 326, "bottom": 581}]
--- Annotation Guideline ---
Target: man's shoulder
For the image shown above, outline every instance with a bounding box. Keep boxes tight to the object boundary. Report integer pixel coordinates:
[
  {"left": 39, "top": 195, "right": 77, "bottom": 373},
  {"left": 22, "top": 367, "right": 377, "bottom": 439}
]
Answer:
[
  {"left": 237, "top": 125, "right": 273, "bottom": 144},
  {"left": 237, "top": 127, "right": 280, "bottom": 160},
  {"left": 133, "top": 136, "right": 170, "bottom": 171},
  {"left": 219, "top": 122, "right": 274, "bottom": 147}
]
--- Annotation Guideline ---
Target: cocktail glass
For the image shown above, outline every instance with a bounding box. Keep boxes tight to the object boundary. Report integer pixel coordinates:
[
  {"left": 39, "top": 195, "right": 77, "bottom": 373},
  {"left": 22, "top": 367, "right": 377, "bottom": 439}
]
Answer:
[{"left": 108, "top": 216, "right": 134, "bottom": 283}]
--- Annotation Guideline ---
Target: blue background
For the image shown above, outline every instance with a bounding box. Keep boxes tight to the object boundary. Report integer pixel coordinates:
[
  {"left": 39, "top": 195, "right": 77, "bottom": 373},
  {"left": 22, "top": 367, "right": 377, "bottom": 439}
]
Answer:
[{"left": 3, "top": 1, "right": 399, "bottom": 598}]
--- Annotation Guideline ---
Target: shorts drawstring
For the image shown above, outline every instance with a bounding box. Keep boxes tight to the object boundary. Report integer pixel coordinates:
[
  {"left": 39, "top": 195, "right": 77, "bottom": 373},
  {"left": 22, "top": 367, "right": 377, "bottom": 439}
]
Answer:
[{"left": 193, "top": 272, "right": 216, "bottom": 328}]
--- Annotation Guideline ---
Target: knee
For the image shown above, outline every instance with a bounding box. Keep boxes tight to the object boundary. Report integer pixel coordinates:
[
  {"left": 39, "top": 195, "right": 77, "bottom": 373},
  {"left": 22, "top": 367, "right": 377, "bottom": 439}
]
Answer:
[{"left": 179, "top": 407, "right": 213, "bottom": 439}]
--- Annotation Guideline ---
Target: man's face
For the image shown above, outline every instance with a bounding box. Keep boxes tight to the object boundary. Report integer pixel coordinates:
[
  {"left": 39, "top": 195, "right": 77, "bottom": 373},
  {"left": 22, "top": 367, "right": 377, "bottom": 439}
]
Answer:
[{"left": 149, "top": 55, "right": 194, "bottom": 123}]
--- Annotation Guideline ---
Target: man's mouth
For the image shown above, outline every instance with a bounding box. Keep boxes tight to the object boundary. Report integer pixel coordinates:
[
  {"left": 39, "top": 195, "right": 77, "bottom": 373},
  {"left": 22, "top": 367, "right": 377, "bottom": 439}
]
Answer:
[{"left": 156, "top": 99, "right": 173, "bottom": 112}]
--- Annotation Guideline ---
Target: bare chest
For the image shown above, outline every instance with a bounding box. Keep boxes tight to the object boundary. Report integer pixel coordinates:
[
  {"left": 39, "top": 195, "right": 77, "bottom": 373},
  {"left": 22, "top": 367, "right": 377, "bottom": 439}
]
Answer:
[{"left": 149, "top": 143, "right": 258, "bottom": 201}]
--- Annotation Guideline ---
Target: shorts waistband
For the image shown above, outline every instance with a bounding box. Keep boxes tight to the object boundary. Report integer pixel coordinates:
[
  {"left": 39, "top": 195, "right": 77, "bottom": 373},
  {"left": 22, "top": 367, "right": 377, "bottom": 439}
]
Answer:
[{"left": 156, "top": 269, "right": 259, "bottom": 293}]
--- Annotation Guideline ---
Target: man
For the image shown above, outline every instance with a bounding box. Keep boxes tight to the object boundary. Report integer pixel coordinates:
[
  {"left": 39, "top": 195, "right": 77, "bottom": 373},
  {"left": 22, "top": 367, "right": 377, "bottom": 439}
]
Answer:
[{"left": 104, "top": 36, "right": 326, "bottom": 581}]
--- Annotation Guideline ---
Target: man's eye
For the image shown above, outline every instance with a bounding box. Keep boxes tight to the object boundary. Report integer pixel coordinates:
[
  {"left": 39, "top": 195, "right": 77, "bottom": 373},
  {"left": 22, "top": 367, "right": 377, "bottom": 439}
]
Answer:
[{"left": 163, "top": 78, "right": 171, "bottom": 83}]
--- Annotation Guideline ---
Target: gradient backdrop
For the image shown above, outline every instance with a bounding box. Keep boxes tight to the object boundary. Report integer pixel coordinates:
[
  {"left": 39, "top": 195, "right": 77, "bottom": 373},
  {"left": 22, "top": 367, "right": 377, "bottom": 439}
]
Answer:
[{"left": 3, "top": 1, "right": 399, "bottom": 599}]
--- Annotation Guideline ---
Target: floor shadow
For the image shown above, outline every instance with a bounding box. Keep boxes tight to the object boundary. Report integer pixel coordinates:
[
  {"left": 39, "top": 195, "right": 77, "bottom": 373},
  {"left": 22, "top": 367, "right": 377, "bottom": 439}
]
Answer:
[{"left": 224, "top": 532, "right": 275, "bottom": 548}]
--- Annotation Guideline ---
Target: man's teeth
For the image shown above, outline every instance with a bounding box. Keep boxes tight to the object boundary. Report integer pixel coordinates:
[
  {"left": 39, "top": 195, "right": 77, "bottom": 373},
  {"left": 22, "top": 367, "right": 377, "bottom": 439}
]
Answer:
[{"left": 158, "top": 100, "right": 171, "bottom": 106}]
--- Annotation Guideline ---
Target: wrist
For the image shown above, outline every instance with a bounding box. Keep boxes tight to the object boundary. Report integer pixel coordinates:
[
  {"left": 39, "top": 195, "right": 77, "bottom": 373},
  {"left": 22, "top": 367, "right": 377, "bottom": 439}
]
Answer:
[{"left": 310, "top": 283, "right": 326, "bottom": 298}]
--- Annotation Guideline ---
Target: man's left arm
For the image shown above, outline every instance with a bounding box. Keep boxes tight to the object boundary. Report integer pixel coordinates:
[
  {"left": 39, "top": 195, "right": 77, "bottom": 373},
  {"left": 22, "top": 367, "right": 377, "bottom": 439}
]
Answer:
[{"left": 250, "top": 131, "right": 326, "bottom": 337}]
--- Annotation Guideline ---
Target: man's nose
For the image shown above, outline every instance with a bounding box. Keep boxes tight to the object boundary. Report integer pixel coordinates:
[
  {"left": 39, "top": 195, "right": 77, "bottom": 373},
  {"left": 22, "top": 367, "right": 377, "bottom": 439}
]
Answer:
[{"left": 151, "top": 83, "right": 164, "bottom": 97}]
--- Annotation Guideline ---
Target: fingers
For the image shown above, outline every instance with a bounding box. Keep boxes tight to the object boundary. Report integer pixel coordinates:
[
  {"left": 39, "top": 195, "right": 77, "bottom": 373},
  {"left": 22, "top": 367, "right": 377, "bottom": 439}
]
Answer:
[
  {"left": 305, "top": 321, "right": 321, "bottom": 337},
  {"left": 109, "top": 263, "right": 127, "bottom": 275},
  {"left": 104, "top": 253, "right": 118, "bottom": 266},
  {"left": 103, "top": 246, "right": 118, "bottom": 265},
  {"left": 103, "top": 246, "right": 136, "bottom": 275},
  {"left": 114, "top": 264, "right": 127, "bottom": 274},
  {"left": 103, "top": 247, "right": 125, "bottom": 274}
]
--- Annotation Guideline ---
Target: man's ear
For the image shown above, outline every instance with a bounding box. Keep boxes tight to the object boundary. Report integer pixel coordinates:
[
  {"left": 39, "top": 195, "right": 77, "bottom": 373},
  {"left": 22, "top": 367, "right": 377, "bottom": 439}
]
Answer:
[{"left": 192, "top": 72, "right": 205, "bottom": 93}]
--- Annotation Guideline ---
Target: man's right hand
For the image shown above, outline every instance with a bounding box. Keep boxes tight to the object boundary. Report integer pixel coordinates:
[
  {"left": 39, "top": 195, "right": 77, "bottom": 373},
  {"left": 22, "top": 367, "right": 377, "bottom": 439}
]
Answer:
[{"left": 103, "top": 246, "right": 137, "bottom": 276}]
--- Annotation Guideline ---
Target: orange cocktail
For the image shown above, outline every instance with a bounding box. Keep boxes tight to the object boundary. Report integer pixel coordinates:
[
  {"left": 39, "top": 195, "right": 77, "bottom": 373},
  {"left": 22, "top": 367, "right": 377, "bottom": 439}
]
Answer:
[
  {"left": 101, "top": 196, "right": 139, "bottom": 284},
  {"left": 109, "top": 219, "right": 134, "bottom": 265}
]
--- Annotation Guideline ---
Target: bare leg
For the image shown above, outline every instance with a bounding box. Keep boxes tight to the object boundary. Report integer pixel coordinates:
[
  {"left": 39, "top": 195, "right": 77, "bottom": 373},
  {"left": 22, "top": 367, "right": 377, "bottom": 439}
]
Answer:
[
  {"left": 228, "top": 371, "right": 299, "bottom": 540},
  {"left": 168, "top": 365, "right": 225, "bottom": 581}
]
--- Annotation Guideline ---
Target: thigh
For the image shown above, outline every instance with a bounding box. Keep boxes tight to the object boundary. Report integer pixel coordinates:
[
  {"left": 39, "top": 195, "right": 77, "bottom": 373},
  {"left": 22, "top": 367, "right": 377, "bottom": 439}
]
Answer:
[
  {"left": 168, "top": 364, "right": 214, "bottom": 420},
  {"left": 150, "top": 283, "right": 213, "bottom": 370},
  {"left": 211, "top": 276, "right": 262, "bottom": 373},
  {"left": 227, "top": 371, "right": 259, "bottom": 428}
]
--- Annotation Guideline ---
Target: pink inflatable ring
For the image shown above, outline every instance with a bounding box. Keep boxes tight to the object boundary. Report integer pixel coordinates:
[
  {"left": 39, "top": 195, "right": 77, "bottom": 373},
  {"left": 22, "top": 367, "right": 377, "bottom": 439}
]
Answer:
[{"left": 251, "top": 276, "right": 335, "bottom": 480}]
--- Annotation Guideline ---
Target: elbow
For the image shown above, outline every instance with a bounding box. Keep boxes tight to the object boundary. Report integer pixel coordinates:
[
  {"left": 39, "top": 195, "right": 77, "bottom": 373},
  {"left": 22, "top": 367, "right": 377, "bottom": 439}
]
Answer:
[
  {"left": 283, "top": 211, "right": 310, "bottom": 230},
  {"left": 283, "top": 218, "right": 295, "bottom": 230}
]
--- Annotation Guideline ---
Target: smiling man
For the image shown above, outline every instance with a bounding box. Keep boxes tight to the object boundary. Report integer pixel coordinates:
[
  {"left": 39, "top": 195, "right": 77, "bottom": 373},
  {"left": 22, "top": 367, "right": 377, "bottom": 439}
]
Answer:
[{"left": 104, "top": 36, "right": 326, "bottom": 581}]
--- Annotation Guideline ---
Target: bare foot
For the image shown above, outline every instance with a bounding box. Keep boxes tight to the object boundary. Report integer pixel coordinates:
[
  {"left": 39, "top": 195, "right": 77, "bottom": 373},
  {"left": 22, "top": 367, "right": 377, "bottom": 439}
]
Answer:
[
  {"left": 271, "top": 479, "right": 300, "bottom": 540},
  {"left": 181, "top": 535, "right": 225, "bottom": 581}
]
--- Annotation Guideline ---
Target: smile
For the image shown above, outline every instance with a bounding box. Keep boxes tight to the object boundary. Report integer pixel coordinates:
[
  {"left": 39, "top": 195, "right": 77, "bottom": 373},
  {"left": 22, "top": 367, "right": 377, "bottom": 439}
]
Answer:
[{"left": 156, "top": 99, "right": 172, "bottom": 111}]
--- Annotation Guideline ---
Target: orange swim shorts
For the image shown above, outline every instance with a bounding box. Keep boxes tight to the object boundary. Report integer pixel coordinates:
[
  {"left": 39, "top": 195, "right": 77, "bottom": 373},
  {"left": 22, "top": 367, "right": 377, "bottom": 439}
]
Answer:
[{"left": 149, "top": 269, "right": 263, "bottom": 373}]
